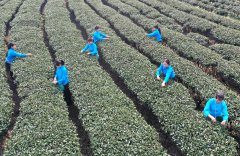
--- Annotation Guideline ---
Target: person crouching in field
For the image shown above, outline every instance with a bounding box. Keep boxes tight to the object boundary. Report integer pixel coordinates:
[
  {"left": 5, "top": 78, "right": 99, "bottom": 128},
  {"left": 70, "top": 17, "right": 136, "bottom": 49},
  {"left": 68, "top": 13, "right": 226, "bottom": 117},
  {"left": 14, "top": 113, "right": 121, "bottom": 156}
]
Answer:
[
  {"left": 93, "top": 26, "right": 109, "bottom": 43},
  {"left": 53, "top": 60, "right": 73, "bottom": 105},
  {"left": 5, "top": 43, "right": 32, "bottom": 78},
  {"left": 146, "top": 25, "right": 162, "bottom": 43},
  {"left": 203, "top": 91, "right": 229, "bottom": 125},
  {"left": 80, "top": 38, "right": 99, "bottom": 60},
  {"left": 156, "top": 59, "right": 175, "bottom": 87}
]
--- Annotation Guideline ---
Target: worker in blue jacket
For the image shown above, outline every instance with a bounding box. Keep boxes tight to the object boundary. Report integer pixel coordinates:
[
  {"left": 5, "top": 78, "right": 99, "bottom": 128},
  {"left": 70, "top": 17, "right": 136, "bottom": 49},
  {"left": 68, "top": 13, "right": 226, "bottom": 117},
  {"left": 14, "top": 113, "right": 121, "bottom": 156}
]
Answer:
[
  {"left": 156, "top": 59, "right": 175, "bottom": 87},
  {"left": 80, "top": 38, "right": 99, "bottom": 60},
  {"left": 93, "top": 26, "right": 109, "bottom": 43},
  {"left": 203, "top": 91, "right": 229, "bottom": 125},
  {"left": 53, "top": 60, "right": 73, "bottom": 105},
  {"left": 5, "top": 43, "right": 32, "bottom": 78},
  {"left": 146, "top": 25, "right": 162, "bottom": 42}
]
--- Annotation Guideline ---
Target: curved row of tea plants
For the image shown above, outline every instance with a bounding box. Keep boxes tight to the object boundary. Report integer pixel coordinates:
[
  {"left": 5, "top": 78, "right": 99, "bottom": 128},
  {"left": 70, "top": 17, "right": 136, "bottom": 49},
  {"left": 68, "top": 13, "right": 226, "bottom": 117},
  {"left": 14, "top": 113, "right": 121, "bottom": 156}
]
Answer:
[
  {"left": 178, "top": 0, "right": 240, "bottom": 19},
  {"left": 44, "top": 0, "right": 166, "bottom": 155},
  {"left": 210, "top": 44, "right": 240, "bottom": 65},
  {"left": 157, "top": 0, "right": 240, "bottom": 31},
  {"left": 0, "top": 0, "right": 23, "bottom": 144},
  {"left": 3, "top": 0, "right": 81, "bottom": 155},
  {"left": 0, "top": 64, "right": 12, "bottom": 146},
  {"left": 0, "top": 0, "right": 23, "bottom": 38},
  {"left": 185, "top": 32, "right": 209, "bottom": 46},
  {"left": 71, "top": 0, "right": 238, "bottom": 154}
]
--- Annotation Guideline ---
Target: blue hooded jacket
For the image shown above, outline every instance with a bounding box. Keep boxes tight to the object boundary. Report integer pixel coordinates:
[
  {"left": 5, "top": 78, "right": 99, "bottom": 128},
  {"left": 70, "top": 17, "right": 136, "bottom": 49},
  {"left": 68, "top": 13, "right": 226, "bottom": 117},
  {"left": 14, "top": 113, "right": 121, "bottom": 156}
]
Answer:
[
  {"left": 147, "top": 29, "right": 162, "bottom": 42},
  {"left": 5, "top": 48, "right": 27, "bottom": 64},
  {"left": 93, "top": 31, "right": 107, "bottom": 43},
  {"left": 156, "top": 64, "right": 175, "bottom": 83},
  {"left": 54, "top": 66, "right": 69, "bottom": 85},
  {"left": 203, "top": 98, "right": 229, "bottom": 121},
  {"left": 82, "top": 43, "right": 98, "bottom": 55}
]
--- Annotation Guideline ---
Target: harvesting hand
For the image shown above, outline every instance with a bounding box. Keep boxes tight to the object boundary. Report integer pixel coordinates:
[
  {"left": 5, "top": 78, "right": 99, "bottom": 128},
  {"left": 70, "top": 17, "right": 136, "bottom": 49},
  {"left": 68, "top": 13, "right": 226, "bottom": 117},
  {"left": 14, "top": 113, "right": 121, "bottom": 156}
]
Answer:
[
  {"left": 211, "top": 117, "right": 216, "bottom": 123},
  {"left": 27, "top": 53, "right": 32, "bottom": 56},
  {"left": 53, "top": 80, "right": 57, "bottom": 84},
  {"left": 161, "top": 82, "right": 166, "bottom": 87},
  {"left": 221, "top": 120, "right": 226, "bottom": 125},
  {"left": 156, "top": 76, "right": 160, "bottom": 80}
]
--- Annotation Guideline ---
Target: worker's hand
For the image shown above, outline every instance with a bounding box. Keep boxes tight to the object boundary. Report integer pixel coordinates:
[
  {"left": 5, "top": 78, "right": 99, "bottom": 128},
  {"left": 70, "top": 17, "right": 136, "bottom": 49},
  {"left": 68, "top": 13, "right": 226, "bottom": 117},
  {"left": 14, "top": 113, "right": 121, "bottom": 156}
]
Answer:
[
  {"left": 87, "top": 52, "right": 91, "bottom": 57},
  {"left": 27, "top": 53, "right": 32, "bottom": 56},
  {"left": 161, "top": 82, "right": 166, "bottom": 87},
  {"left": 145, "top": 33, "right": 148, "bottom": 36},
  {"left": 211, "top": 117, "right": 216, "bottom": 123},
  {"left": 80, "top": 51, "right": 84, "bottom": 55},
  {"left": 53, "top": 80, "right": 57, "bottom": 84},
  {"left": 156, "top": 76, "right": 160, "bottom": 80},
  {"left": 221, "top": 120, "right": 226, "bottom": 125}
]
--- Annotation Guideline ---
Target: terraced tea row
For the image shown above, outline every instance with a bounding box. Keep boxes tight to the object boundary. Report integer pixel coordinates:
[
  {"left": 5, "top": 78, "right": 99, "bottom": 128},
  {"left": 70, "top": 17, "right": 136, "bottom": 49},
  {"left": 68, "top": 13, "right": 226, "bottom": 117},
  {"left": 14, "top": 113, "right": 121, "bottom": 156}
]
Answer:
[
  {"left": 0, "top": 0, "right": 24, "bottom": 152},
  {"left": 3, "top": 0, "right": 81, "bottom": 155},
  {"left": 0, "top": 0, "right": 24, "bottom": 40},
  {"left": 178, "top": 0, "right": 240, "bottom": 19},
  {"left": 157, "top": 0, "right": 240, "bottom": 31}
]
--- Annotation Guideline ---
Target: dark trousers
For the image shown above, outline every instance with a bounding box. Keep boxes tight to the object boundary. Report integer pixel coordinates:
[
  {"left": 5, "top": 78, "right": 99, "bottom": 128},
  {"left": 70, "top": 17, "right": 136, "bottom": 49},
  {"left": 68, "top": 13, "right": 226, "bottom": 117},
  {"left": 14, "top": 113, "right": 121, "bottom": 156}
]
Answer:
[
  {"left": 5, "top": 62, "right": 13, "bottom": 78},
  {"left": 63, "top": 83, "right": 73, "bottom": 106}
]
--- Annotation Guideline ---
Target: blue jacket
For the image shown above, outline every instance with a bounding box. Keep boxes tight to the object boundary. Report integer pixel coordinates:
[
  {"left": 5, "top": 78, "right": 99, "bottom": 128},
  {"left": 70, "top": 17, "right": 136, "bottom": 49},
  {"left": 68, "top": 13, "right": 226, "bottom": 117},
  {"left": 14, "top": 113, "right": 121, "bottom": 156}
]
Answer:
[
  {"left": 54, "top": 66, "right": 69, "bottom": 85},
  {"left": 5, "top": 48, "right": 27, "bottom": 64},
  {"left": 203, "top": 98, "right": 229, "bottom": 121},
  {"left": 147, "top": 29, "right": 162, "bottom": 42},
  {"left": 82, "top": 43, "right": 98, "bottom": 55},
  {"left": 93, "top": 31, "right": 107, "bottom": 43},
  {"left": 156, "top": 64, "right": 175, "bottom": 83}
]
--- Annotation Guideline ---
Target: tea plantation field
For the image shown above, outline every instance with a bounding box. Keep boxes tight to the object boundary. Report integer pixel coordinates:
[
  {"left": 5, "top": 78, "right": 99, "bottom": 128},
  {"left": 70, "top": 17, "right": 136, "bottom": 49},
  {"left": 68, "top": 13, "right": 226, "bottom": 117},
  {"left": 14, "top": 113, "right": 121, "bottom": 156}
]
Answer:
[{"left": 0, "top": 0, "right": 240, "bottom": 155}]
